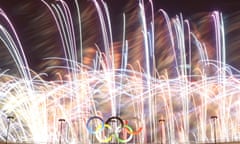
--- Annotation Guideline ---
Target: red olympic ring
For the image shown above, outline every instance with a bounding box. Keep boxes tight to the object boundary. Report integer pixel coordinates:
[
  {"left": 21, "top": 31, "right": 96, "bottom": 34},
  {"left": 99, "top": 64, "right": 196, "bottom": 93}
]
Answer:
[
  {"left": 125, "top": 127, "right": 143, "bottom": 135},
  {"left": 123, "top": 119, "right": 143, "bottom": 135}
]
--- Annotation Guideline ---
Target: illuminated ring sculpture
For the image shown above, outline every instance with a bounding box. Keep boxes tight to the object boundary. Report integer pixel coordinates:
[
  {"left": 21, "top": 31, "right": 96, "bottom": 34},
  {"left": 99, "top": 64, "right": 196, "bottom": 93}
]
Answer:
[
  {"left": 86, "top": 116, "right": 104, "bottom": 134},
  {"left": 105, "top": 116, "right": 124, "bottom": 129},
  {"left": 86, "top": 116, "right": 142, "bottom": 143}
]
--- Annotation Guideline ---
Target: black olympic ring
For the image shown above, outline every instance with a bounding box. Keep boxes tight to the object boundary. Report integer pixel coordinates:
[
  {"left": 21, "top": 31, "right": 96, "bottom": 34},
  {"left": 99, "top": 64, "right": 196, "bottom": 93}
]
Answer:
[{"left": 105, "top": 116, "right": 124, "bottom": 129}]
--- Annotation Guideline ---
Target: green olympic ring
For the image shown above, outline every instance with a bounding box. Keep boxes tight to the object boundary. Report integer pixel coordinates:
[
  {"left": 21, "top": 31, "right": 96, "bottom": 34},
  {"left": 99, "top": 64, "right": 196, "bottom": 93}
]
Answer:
[{"left": 115, "top": 125, "right": 133, "bottom": 143}]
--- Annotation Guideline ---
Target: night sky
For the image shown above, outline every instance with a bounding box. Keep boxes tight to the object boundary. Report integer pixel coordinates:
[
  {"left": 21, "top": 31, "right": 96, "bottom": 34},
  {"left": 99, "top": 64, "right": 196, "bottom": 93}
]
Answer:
[
  {"left": 104, "top": 0, "right": 240, "bottom": 18},
  {"left": 0, "top": 0, "right": 239, "bottom": 77}
]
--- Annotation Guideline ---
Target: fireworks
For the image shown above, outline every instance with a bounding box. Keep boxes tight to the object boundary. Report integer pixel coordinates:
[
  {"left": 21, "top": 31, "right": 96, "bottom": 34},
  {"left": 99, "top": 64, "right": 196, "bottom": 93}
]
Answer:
[{"left": 0, "top": 0, "right": 239, "bottom": 143}]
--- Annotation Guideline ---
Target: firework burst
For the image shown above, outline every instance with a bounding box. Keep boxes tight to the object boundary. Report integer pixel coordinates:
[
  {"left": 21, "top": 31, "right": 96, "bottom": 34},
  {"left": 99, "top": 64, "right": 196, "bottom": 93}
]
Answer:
[{"left": 0, "top": 0, "right": 239, "bottom": 143}]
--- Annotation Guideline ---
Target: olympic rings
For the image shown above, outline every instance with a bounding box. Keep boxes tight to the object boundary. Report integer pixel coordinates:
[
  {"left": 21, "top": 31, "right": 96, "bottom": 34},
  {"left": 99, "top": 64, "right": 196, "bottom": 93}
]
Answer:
[{"left": 86, "top": 116, "right": 142, "bottom": 143}]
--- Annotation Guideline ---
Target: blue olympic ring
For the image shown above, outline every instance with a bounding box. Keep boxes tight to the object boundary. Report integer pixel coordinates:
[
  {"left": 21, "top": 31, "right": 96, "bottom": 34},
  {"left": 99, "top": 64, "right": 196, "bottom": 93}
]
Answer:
[{"left": 86, "top": 116, "right": 104, "bottom": 134}]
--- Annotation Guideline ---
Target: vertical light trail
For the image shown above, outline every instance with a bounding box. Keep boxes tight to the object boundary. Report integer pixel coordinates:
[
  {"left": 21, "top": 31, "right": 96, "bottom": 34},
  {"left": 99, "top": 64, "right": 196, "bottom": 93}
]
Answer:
[
  {"left": 212, "top": 11, "right": 227, "bottom": 140},
  {"left": 139, "top": 2, "right": 155, "bottom": 142},
  {"left": 92, "top": 0, "right": 117, "bottom": 118},
  {"left": 74, "top": 0, "right": 83, "bottom": 64},
  {"left": 41, "top": 0, "right": 75, "bottom": 78},
  {"left": 59, "top": 1, "right": 78, "bottom": 78},
  {"left": 173, "top": 15, "right": 190, "bottom": 142},
  {"left": 52, "top": 1, "right": 78, "bottom": 78},
  {"left": 121, "top": 13, "right": 127, "bottom": 71},
  {"left": 184, "top": 20, "right": 191, "bottom": 77},
  {"left": 157, "top": 9, "right": 177, "bottom": 143},
  {"left": 159, "top": 9, "right": 179, "bottom": 75},
  {"left": 118, "top": 13, "right": 127, "bottom": 119},
  {"left": 0, "top": 10, "right": 32, "bottom": 84},
  {"left": 48, "top": 2, "right": 79, "bottom": 133},
  {"left": 148, "top": 0, "right": 158, "bottom": 142}
]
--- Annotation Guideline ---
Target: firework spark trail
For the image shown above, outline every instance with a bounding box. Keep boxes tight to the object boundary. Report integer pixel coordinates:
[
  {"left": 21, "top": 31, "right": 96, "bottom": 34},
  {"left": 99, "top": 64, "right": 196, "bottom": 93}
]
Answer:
[
  {"left": 0, "top": 0, "right": 239, "bottom": 143},
  {"left": 0, "top": 10, "right": 34, "bottom": 91},
  {"left": 0, "top": 67, "right": 240, "bottom": 143}
]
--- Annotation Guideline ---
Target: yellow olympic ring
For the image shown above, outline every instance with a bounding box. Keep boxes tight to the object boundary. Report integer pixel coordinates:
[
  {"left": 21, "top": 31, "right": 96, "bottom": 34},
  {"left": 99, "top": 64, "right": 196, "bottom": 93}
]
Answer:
[{"left": 95, "top": 124, "right": 113, "bottom": 143}]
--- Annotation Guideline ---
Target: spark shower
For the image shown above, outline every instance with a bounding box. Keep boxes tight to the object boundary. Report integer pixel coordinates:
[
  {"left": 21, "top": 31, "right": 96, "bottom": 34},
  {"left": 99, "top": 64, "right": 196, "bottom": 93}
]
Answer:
[{"left": 0, "top": 0, "right": 239, "bottom": 143}]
